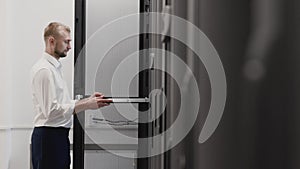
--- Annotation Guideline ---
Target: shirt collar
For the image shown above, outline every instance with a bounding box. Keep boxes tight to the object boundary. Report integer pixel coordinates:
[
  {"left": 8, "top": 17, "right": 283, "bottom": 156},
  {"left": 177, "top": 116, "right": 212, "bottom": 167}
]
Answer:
[{"left": 43, "top": 52, "right": 62, "bottom": 69}]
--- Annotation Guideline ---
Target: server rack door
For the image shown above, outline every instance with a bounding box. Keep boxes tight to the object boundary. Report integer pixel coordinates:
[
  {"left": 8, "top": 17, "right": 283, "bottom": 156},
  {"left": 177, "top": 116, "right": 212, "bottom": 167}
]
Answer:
[
  {"left": 74, "top": 0, "right": 143, "bottom": 169},
  {"left": 74, "top": 1, "right": 172, "bottom": 169}
]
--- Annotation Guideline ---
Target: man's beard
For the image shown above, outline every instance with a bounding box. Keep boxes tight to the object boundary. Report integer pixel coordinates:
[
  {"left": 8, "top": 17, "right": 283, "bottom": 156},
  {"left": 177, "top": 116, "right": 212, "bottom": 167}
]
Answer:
[{"left": 54, "top": 48, "right": 67, "bottom": 58}]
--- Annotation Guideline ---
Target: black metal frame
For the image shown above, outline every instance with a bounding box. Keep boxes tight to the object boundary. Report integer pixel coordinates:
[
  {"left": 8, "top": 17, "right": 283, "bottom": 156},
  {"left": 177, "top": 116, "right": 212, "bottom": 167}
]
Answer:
[
  {"left": 138, "top": 0, "right": 151, "bottom": 167},
  {"left": 73, "top": 0, "right": 86, "bottom": 169}
]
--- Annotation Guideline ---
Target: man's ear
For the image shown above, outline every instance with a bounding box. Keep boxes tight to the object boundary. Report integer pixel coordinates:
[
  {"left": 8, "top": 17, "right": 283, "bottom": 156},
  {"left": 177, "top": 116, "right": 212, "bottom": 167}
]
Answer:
[{"left": 48, "top": 36, "right": 55, "bottom": 44}]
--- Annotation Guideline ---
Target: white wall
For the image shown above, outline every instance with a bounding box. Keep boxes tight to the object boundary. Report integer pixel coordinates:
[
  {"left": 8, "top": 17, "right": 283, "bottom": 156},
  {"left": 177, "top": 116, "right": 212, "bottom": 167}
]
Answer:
[
  {"left": 0, "top": 1, "right": 12, "bottom": 168},
  {"left": 0, "top": 0, "right": 74, "bottom": 168}
]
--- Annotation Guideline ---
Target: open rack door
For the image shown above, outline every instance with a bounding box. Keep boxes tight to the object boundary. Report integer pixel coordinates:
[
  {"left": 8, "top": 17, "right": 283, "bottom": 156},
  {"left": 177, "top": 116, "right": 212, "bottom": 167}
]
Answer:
[
  {"left": 74, "top": 0, "right": 152, "bottom": 169},
  {"left": 74, "top": 0, "right": 170, "bottom": 169}
]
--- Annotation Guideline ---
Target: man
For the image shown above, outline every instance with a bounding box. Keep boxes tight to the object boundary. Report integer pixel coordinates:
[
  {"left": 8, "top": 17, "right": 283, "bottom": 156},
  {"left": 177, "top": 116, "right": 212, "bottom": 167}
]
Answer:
[{"left": 30, "top": 22, "right": 111, "bottom": 169}]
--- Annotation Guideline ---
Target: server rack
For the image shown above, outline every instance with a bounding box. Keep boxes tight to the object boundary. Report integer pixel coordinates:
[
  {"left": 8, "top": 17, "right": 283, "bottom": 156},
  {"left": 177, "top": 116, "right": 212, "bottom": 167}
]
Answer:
[{"left": 74, "top": 0, "right": 183, "bottom": 169}]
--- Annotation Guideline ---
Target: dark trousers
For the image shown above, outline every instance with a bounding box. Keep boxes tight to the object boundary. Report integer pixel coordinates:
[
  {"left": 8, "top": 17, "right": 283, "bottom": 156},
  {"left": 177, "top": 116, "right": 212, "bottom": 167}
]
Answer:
[{"left": 31, "top": 127, "right": 71, "bottom": 169}]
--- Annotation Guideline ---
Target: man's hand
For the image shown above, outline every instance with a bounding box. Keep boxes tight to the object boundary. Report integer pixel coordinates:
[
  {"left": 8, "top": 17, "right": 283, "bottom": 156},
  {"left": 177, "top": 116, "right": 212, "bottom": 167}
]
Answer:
[
  {"left": 74, "top": 92, "right": 112, "bottom": 114},
  {"left": 89, "top": 92, "right": 112, "bottom": 109}
]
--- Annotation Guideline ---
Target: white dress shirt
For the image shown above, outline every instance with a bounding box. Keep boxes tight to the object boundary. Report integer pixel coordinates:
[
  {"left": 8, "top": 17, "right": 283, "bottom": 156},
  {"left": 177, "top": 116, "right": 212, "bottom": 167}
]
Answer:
[{"left": 30, "top": 53, "right": 76, "bottom": 128}]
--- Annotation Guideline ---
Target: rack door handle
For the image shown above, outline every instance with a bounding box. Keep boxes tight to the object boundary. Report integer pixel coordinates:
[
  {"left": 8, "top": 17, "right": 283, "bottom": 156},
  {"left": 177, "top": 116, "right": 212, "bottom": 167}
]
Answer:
[{"left": 75, "top": 95, "right": 149, "bottom": 103}]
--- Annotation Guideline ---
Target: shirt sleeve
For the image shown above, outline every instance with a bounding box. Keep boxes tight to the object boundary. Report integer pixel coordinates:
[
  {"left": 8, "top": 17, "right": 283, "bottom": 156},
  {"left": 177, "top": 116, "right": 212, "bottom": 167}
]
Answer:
[{"left": 32, "top": 68, "right": 75, "bottom": 123}]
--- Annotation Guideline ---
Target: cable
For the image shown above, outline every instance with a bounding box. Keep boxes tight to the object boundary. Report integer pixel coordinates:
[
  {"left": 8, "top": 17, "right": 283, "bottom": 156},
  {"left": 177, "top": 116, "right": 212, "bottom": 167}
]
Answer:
[{"left": 91, "top": 117, "right": 138, "bottom": 126}]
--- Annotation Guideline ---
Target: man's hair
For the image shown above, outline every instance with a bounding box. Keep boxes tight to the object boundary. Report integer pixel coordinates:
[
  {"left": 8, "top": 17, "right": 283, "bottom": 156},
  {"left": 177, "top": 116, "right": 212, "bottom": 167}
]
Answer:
[{"left": 44, "top": 22, "right": 70, "bottom": 42}]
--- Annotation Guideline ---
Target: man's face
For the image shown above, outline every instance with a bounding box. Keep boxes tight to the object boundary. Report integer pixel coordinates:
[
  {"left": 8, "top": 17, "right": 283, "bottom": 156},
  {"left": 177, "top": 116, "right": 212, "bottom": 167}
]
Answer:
[{"left": 54, "top": 30, "right": 71, "bottom": 58}]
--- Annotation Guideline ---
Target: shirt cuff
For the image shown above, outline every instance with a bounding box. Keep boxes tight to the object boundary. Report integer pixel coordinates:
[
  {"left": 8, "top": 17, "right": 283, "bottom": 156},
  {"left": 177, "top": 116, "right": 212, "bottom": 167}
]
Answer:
[
  {"left": 70, "top": 99, "right": 77, "bottom": 112},
  {"left": 64, "top": 100, "right": 77, "bottom": 119}
]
